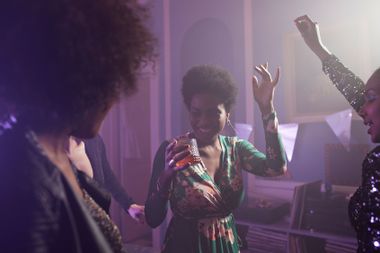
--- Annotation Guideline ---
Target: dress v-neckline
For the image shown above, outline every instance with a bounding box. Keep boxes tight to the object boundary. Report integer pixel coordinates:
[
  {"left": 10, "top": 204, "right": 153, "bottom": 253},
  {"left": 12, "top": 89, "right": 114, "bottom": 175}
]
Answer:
[{"left": 200, "top": 135, "right": 225, "bottom": 189}]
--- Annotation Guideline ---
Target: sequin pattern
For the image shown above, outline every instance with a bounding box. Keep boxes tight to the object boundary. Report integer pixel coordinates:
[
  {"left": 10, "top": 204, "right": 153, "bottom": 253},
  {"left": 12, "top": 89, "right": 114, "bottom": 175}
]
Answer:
[
  {"left": 83, "top": 190, "right": 124, "bottom": 253},
  {"left": 348, "top": 147, "right": 380, "bottom": 252},
  {"left": 322, "top": 55, "right": 365, "bottom": 113}
]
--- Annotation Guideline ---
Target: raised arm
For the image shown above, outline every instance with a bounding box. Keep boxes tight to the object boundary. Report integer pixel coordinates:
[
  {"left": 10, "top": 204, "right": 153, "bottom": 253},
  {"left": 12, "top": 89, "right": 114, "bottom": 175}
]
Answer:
[
  {"left": 245, "top": 63, "right": 287, "bottom": 176},
  {"left": 294, "top": 15, "right": 365, "bottom": 112}
]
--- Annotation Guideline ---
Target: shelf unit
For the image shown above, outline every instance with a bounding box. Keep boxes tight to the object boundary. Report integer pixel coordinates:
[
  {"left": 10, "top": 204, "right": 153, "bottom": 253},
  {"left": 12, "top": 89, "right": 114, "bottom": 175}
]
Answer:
[{"left": 236, "top": 180, "right": 357, "bottom": 253}]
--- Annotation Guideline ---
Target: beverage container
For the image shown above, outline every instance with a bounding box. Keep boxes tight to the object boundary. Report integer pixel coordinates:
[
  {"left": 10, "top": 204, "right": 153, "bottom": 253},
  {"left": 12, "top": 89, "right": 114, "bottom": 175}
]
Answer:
[{"left": 175, "top": 138, "right": 201, "bottom": 167}]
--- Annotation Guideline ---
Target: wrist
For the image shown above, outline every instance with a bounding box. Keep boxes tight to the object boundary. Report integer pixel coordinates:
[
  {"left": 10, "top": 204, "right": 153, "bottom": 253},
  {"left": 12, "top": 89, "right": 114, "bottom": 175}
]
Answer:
[
  {"left": 260, "top": 105, "right": 274, "bottom": 117},
  {"left": 262, "top": 110, "right": 276, "bottom": 122},
  {"left": 314, "top": 45, "right": 331, "bottom": 62}
]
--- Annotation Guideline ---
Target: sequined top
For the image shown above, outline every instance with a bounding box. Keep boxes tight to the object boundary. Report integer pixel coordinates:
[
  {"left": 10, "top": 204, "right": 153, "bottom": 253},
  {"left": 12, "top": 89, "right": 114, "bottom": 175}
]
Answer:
[
  {"left": 348, "top": 147, "right": 380, "bottom": 252},
  {"left": 83, "top": 189, "right": 124, "bottom": 253},
  {"left": 323, "top": 55, "right": 380, "bottom": 252},
  {"left": 322, "top": 55, "right": 365, "bottom": 112}
]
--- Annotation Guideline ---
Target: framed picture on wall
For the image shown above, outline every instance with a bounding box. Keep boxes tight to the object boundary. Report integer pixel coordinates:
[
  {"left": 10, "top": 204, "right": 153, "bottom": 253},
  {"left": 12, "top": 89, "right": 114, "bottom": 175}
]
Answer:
[{"left": 283, "top": 21, "right": 371, "bottom": 123}]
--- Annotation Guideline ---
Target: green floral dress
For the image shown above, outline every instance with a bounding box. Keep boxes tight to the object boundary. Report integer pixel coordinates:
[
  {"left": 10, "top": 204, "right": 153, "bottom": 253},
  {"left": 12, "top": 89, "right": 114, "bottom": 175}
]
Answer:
[{"left": 145, "top": 113, "right": 286, "bottom": 253}]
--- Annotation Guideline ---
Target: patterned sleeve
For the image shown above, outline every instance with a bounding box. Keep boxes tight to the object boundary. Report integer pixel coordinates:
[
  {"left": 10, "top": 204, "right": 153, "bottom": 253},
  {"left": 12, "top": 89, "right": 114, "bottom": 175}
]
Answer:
[
  {"left": 322, "top": 55, "right": 365, "bottom": 113},
  {"left": 145, "top": 141, "right": 170, "bottom": 228},
  {"left": 237, "top": 111, "right": 286, "bottom": 177}
]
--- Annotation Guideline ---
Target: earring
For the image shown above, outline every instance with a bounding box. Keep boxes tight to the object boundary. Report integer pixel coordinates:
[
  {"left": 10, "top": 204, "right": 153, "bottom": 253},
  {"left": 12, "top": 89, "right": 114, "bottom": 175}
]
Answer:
[{"left": 226, "top": 117, "right": 237, "bottom": 135}]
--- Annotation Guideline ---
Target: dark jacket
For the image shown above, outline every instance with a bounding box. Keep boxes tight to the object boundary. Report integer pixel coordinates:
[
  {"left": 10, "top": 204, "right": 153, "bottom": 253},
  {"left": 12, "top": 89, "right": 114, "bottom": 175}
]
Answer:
[
  {"left": 84, "top": 135, "right": 134, "bottom": 213},
  {"left": 0, "top": 126, "right": 112, "bottom": 253}
]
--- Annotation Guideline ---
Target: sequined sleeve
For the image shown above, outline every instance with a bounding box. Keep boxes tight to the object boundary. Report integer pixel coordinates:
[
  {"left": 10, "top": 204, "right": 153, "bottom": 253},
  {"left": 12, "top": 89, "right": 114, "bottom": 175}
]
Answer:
[
  {"left": 322, "top": 55, "right": 365, "bottom": 112},
  {"left": 237, "top": 111, "right": 287, "bottom": 177}
]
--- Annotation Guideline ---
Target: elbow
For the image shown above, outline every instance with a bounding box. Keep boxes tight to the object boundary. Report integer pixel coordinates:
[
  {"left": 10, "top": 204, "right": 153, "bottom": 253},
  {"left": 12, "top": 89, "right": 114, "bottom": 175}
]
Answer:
[
  {"left": 277, "top": 165, "right": 287, "bottom": 176},
  {"left": 144, "top": 201, "right": 167, "bottom": 228},
  {"left": 146, "top": 217, "right": 162, "bottom": 228},
  {"left": 266, "top": 163, "right": 287, "bottom": 177},
  {"left": 276, "top": 158, "right": 288, "bottom": 175},
  {"left": 145, "top": 209, "right": 165, "bottom": 228}
]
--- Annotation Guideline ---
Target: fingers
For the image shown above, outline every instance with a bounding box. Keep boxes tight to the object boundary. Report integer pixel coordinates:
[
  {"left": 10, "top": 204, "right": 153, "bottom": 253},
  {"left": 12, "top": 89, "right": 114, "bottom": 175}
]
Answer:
[
  {"left": 294, "top": 15, "right": 316, "bottom": 34},
  {"left": 165, "top": 139, "right": 177, "bottom": 156},
  {"left": 294, "top": 15, "right": 313, "bottom": 25},
  {"left": 135, "top": 212, "right": 146, "bottom": 224},
  {"left": 252, "top": 75, "right": 259, "bottom": 93},
  {"left": 273, "top": 67, "right": 280, "bottom": 86},
  {"left": 165, "top": 139, "right": 191, "bottom": 170},
  {"left": 254, "top": 63, "right": 271, "bottom": 82},
  {"left": 167, "top": 149, "right": 191, "bottom": 169},
  {"left": 129, "top": 205, "right": 146, "bottom": 224},
  {"left": 253, "top": 63, "right": 280, "bottom": 86},
  {"left": 259, "top": 64, "right": 271, "bottom": 81}
]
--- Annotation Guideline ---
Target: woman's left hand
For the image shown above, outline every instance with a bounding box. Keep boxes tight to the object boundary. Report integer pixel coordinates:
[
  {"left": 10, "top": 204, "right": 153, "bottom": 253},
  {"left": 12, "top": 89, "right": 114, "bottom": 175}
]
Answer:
[{"left": 252, "top": 63, "right": 280, "bottom": 115}]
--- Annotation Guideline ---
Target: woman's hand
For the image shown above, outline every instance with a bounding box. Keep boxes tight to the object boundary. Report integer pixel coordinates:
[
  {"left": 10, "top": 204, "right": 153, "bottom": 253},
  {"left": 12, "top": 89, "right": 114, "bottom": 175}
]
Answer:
[
  {"left": 252, "top": 63, "right": 279, "bottom": 116},
  {"left": 127, "top": 204, "right": 145, "bottom": 224},
  {"left": 165, "top": 139, "right": 191, "bottom": 174},
  {"left": 294, "top": 15, "right": 331, "bottom": 61},
  {"left": 156, "top": 139, "right": 192, "bottom": 197}
]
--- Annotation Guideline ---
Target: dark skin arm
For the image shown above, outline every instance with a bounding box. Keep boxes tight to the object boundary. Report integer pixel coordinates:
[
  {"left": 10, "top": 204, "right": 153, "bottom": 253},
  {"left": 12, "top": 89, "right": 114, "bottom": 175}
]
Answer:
[
  {"left": 294, "top": 15, "right": 332, "bottom": 62},
  {"left": 145, "top": 139, "right": 191, "bottom": 228}
]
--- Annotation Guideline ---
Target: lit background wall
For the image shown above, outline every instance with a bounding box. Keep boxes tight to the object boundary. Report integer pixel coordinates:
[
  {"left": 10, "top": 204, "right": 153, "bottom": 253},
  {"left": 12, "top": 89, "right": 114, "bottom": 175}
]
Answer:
[{"left": 102, "top": 0, "right": 380, "bottom": 246}]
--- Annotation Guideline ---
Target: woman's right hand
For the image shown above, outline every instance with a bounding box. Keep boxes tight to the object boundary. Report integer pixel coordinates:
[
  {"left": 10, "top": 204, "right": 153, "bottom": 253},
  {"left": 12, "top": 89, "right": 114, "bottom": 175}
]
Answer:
[
  {"left": 155, "top": 139, "right": 191, "bottom": 197},
  {"left": 294, "top": 15, "right": 331, "bottom": 61},
  {"left": 165, "top": 139, "right": 191, "bottom": 175}
]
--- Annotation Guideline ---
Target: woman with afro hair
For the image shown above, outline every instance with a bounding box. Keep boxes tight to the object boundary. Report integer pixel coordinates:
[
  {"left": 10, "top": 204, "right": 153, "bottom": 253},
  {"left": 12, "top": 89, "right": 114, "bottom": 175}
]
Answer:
[
  {"left": 145, "top": 64, "right": 287, "bottom": 253},
  {"left": 0, "top": 0, "right": 155, "bottom": 252}
]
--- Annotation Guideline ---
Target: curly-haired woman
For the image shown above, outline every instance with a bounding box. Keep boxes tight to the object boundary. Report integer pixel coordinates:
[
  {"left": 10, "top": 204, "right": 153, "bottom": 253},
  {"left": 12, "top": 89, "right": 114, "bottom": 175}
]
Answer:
[
  {"left": 0, "top": 0, "right": 154, "bottom": 252},
  {"left": 145, "top": 64, "right": 287, "bottom": 253}
]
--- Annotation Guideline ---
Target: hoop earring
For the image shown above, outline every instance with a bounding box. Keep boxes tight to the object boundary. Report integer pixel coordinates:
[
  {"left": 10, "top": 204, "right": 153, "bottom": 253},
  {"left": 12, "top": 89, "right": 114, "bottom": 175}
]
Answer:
[{"left": 226, "top": 117, "right": 237, "bottom": 135}]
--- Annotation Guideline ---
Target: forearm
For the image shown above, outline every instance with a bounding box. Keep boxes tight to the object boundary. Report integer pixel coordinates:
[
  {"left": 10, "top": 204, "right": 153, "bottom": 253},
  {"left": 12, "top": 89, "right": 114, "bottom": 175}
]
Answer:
[
  {"left": 238, "top": 113, "right": 286, "bottom": 177},
  {"left": 262, "top": 111, "right": 287, "bottom": 175},
  {"left": 102, "top": 163, "right": 135, "bottom": 212},
  {"left": 145, "top": 170, "right": 175, "bottom": 228},
  {"left": 145, "top": 191, "right": 169, "bottom": 228},
  {"left": 311, "top": 44, "right": 332, "bottom": 62},
  {"left": 322, "top": 55, "right": 365, "bottom": 112},
  {"left": 145, "top": 141, "right": 172, "bottom": 228}
]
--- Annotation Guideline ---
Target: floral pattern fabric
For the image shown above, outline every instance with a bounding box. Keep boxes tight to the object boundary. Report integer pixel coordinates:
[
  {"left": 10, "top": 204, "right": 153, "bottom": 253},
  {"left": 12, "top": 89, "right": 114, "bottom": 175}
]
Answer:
[{"left": 145, "top": 115, "right": 286, "bottom": 253}]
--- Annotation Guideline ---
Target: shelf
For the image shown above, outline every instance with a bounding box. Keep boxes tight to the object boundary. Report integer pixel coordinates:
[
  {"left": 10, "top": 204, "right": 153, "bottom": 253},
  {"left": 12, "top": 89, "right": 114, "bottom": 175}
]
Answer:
[
  {"left": 288, "top": 228, "right": 356, "bottom": 244},
  {"left": 236, "top": 217, "right": 290, "bottom": 233},
  {"left": 235, "top": 180, "right": 358, "bottom": 252}
]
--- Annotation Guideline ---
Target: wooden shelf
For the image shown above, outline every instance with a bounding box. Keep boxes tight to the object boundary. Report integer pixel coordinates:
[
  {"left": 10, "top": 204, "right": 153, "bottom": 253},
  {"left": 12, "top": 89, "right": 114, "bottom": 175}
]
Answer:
[{"left": 235, "top": 180, "right": 357, "bottom": 253}]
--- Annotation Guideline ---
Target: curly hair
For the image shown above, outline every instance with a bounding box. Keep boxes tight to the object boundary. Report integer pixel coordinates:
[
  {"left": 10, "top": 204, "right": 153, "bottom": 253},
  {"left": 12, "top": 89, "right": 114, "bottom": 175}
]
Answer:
[
  {"left": 181, "top": 65, "right": 238, "bottom": 112},
  {"left": 0, "top": 0, "right": 155, "bottom": 130}
]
